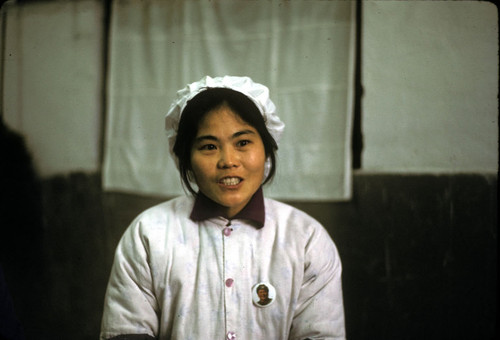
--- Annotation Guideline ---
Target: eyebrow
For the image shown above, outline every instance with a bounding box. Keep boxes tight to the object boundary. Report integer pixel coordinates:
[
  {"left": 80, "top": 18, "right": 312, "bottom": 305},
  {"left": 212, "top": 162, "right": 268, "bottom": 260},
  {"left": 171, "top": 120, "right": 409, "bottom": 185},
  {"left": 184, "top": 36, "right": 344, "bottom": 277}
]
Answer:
[{"left": 195, "top": 129, "right": 256, "bottom": 143}]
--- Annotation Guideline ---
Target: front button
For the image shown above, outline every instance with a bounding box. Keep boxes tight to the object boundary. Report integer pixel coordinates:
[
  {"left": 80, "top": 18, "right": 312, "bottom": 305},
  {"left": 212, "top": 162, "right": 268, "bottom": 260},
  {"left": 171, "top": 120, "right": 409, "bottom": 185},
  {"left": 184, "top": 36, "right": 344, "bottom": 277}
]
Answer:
[
  {"left": 223, "top": 227, "right": 233, "bottom": 236},
  {"left": 226, "top": 331, "right": 236, "bottom": 340},
  {"left": 225, "top": 278, "right": 234, "bottom": 287}
]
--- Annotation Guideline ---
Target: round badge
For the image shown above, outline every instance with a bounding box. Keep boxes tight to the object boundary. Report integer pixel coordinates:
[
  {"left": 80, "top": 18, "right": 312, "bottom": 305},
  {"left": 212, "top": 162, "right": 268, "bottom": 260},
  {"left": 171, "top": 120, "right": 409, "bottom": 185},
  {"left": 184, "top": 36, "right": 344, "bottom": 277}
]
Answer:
[{"left": 252, "top": 282, "right": 276, "bottom": 308}]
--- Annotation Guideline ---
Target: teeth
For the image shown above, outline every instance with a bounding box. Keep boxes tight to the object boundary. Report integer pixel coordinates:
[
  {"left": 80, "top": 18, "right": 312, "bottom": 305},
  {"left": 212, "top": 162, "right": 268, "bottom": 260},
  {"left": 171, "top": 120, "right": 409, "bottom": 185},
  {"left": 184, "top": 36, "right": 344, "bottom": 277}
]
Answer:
[{"left": 220, "top": 177, "right": 241, "bottom": 186}]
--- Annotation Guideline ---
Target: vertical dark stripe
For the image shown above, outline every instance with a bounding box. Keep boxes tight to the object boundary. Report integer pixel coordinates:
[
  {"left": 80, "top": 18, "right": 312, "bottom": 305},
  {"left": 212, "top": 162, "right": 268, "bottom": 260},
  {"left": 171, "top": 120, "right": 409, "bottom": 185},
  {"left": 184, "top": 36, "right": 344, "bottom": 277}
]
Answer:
[
  {"left": 0, "top": 2, "right": 8, "bottom": 120},
  {"left": 99, "top": 0, "right": 112, "bottom": 171},
  {"left": 352, "top": 0, "right": 364, "bottom": 169}
]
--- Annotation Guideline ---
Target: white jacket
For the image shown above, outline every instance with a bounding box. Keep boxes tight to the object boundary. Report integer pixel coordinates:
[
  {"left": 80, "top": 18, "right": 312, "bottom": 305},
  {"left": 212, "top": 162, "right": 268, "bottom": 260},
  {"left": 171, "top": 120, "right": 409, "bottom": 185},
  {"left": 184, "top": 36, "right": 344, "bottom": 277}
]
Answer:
[{"left": 100, "top": 196, "right": 345, "bottom": 340}]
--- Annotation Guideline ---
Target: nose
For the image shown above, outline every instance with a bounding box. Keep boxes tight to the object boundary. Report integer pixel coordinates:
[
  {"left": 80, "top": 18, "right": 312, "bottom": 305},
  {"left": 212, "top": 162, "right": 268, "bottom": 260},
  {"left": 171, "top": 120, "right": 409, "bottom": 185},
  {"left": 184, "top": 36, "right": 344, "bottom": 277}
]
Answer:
[{"left": 217, "top": 147, "right": 239, "bottom": 169}]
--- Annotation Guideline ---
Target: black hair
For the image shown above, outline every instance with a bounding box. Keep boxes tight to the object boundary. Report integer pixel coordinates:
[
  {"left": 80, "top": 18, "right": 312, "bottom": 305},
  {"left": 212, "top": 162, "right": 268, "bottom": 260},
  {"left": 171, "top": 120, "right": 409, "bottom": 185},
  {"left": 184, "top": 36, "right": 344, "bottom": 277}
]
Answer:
[
  {"left": 173, "top": 87, "right": 278, "bottom": 195},
  {"left": 257, "top": 284, "right": 269, "bottom": 293}
]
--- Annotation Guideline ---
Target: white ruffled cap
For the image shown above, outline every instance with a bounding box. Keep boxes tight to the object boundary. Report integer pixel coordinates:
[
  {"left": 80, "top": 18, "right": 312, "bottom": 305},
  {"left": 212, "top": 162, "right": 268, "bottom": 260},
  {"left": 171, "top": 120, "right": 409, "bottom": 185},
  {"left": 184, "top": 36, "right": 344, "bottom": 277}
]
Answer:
[{"left": 165, "top": 75, "right": 285, "bottom": 178}]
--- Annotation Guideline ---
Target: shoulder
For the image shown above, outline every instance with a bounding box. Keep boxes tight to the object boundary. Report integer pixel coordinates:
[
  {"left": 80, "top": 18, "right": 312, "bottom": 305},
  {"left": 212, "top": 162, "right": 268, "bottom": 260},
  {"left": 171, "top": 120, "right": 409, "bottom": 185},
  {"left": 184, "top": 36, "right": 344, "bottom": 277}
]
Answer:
[
  {"left": 264, "top": 198, "right": 323, "bottom": 231},
  {"left": 113, "top": 196, "right": 195, "bottom": 258},
  {"left": 264, "top": 198, "right": 334, "bottom": 244},
  {"left": 133, "top": 196, "right": 194, "bottom": 224},
  {"left": 264, "top": 197, "right": 339, "bottom": 255},
  {"left": 121, "top": 196, "right": 194, "bottom": 239},
  {"left": 265, "top": 199, "right": 342, "bottom": 276}
]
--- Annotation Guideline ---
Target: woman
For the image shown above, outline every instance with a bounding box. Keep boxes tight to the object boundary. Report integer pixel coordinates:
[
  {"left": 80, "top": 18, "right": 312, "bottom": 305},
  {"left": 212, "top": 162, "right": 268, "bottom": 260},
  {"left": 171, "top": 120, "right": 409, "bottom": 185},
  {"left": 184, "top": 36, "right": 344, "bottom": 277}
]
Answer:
[{"left": 100, "top": 76, "right": 345, "bottom": 340}]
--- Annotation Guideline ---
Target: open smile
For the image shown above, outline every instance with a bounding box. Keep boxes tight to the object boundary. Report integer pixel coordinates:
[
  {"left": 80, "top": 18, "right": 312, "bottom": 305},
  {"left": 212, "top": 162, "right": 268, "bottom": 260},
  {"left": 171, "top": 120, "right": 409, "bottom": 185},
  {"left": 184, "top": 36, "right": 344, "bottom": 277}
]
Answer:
[{"left": 219, "top": 177, "right": 243, "bottom": 186}]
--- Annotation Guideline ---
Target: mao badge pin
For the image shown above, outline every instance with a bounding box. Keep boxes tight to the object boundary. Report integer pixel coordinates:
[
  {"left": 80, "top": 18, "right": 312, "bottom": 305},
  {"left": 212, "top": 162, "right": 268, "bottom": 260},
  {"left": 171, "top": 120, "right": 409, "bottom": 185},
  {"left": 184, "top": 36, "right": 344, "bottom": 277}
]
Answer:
[{"left": 252, "top": 282, "right": 276, "bottom": 308}]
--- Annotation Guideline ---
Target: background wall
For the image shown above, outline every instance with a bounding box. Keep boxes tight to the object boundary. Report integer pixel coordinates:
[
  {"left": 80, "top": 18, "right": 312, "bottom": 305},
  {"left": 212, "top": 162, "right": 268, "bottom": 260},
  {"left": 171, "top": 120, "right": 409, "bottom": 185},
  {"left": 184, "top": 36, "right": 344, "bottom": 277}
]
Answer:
[
  {"left": 362, "top": 1, "right": 497, "bottom": 173},
  {"left": 1, "top": 0, "right": 104, "bottom": 176},
  {"left": 0, "top": 1, "right": 497, "bottom": 340},
  {"left": 1, "top": 1, "right": 497, "bottom": 177}
]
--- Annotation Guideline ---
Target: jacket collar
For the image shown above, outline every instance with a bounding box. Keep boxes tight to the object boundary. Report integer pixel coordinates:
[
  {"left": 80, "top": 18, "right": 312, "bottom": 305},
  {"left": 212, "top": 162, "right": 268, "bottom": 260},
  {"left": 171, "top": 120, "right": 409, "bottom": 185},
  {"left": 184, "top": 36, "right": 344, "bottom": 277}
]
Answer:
[{"left": 190, "top": 187, "right": 265, "bottom": 229}]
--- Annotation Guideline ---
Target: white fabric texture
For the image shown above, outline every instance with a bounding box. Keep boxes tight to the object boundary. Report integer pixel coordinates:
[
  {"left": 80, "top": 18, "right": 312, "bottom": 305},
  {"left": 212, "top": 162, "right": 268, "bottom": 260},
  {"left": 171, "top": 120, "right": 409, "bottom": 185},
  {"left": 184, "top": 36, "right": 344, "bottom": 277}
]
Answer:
[
  {"left": 100, "top": 196, "right": 345, "bottom": 339},
  {"left": 103, "top": 1, "right": 355, "bottom": 200}
]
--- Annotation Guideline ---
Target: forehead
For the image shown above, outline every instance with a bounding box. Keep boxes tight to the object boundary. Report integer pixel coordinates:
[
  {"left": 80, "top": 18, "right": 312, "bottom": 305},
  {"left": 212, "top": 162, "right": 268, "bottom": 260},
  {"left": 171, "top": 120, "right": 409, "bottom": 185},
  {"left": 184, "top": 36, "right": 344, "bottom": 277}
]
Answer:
[{"left": 196, "top": 105, "right": 255, "bottom": 133}]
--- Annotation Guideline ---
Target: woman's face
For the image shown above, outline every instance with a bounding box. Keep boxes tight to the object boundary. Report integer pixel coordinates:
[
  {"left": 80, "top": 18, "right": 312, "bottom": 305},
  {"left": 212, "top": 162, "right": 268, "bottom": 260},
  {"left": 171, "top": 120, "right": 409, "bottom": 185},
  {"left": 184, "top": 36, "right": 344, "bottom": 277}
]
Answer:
[{"left": 190, "top": 105, "right": 266, "bottom": 218}]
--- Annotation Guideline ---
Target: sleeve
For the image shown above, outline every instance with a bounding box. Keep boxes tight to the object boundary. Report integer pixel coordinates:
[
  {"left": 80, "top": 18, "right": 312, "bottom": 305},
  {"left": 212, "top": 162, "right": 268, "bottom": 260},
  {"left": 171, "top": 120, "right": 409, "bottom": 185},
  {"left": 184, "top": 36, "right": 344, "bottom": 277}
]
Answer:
[
  {"left": 289, "top": 224, "right": 346, "bottom": 340},
  {"left": 100, "top": 219, "right": 160, "bottom": 340}
]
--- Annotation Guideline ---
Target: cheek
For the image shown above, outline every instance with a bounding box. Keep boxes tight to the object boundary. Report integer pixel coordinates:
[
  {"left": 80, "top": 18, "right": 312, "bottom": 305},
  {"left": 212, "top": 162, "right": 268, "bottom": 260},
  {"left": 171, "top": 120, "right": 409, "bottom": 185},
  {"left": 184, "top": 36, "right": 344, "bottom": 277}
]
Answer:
[
  {"left": 247, "top": 146, "right": 267, "bottom": 172},
  {"left": 190, "top": 154, "right": 211, "bottom": 183}
]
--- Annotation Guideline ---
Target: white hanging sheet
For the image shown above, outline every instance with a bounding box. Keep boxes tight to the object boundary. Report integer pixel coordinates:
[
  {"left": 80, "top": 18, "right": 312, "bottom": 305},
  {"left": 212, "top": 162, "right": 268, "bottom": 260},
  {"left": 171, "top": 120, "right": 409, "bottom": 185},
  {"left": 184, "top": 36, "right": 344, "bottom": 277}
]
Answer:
[
  {"left": 103, "top": 0, "right": 355, "bottom": 201},
  {"left": 2, "top": 1, "right": 103, "bottom": 176}
]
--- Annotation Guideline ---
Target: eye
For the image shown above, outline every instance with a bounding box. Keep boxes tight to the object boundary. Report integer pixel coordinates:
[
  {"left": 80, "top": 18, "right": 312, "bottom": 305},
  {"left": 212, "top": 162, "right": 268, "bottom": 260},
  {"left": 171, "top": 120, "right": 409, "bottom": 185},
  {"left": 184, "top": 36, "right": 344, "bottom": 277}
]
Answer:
[
  {"left": 237, "top": 140, "right": 251, "bottom": 147},
  {"left": 199, "top": 144, "right": 217, "bottom": 151}
]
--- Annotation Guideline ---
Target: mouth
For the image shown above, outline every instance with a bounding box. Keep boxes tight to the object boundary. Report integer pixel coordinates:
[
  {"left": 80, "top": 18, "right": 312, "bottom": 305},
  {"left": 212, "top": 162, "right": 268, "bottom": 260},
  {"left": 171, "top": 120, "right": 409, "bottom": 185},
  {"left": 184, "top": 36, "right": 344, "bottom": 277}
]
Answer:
[{"left": 219, "top": 177, "right": 243, "bottom": 186}]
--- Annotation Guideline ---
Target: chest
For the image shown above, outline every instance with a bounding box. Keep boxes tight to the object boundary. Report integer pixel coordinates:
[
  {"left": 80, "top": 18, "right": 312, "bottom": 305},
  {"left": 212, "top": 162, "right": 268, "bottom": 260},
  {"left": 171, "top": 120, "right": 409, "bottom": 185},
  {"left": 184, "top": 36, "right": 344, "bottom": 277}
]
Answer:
[{"left": 148, "top": 221, "right": 305, "bottom": 306}]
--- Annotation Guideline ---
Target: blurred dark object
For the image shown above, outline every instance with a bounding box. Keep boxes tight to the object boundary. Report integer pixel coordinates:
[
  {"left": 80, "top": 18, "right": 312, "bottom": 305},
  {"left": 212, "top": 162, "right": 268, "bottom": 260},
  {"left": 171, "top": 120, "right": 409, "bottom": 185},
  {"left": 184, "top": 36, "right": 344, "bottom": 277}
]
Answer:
[
  {"left": 0, "top": 265, "right": 25, "bottom": 340},
  {"left": 0, "top": 120, "right": 43, "bottom": 263},
  {"left": 0, "top": 120, "right": 44, "bottom": 339}
]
